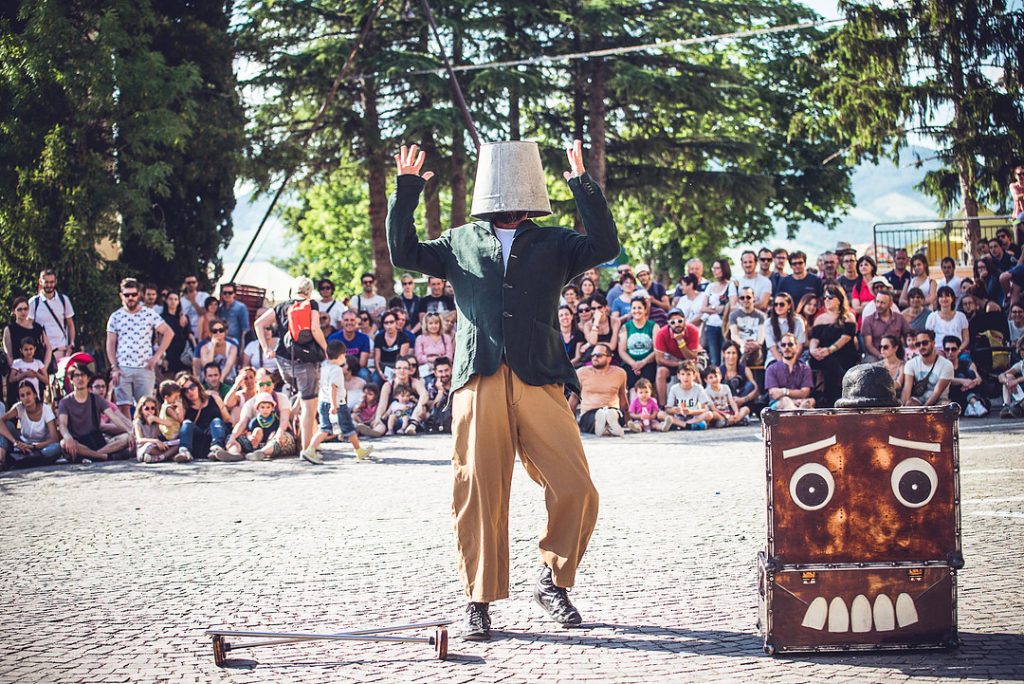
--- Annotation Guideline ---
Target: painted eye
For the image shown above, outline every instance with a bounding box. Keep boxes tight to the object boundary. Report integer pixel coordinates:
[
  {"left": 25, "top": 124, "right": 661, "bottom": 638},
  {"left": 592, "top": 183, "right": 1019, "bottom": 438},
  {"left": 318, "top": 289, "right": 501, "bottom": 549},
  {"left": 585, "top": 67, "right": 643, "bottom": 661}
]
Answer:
[
  {"left": 789, "top": 463, "right": 835, "bottom": 511},
  {"left": 891, "top": 457, "right": 938, "bottom": 508}
]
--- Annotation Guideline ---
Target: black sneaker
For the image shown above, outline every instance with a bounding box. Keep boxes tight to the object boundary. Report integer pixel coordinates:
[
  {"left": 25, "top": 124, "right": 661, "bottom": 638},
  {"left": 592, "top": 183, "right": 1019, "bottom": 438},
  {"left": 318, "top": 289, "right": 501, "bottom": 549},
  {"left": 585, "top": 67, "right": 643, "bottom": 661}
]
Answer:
[
  {"left": 533, "top": 565, "right": 582, "bottom": 627},
  {"left": 462, "top": 602, "right": 491, "bottom": 641}
]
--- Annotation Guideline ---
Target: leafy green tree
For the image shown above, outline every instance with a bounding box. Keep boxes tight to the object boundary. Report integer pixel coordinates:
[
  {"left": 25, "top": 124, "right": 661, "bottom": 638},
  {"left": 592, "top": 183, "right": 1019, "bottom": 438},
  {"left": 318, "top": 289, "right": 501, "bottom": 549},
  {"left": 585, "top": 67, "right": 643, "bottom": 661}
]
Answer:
[{"left": 802, "top": 0, "right": 1024, "bottom": 254}]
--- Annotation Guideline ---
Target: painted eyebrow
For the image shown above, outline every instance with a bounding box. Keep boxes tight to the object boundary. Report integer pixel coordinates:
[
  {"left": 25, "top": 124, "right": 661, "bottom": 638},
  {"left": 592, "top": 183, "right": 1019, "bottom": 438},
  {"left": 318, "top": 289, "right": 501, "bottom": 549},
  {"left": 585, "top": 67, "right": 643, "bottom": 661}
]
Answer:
[
  {"left": 888, "top": 436, "right": 940, "bottom": 453},
  {"left": 782, "top": 435, "right": 837, "bottom": 459}
]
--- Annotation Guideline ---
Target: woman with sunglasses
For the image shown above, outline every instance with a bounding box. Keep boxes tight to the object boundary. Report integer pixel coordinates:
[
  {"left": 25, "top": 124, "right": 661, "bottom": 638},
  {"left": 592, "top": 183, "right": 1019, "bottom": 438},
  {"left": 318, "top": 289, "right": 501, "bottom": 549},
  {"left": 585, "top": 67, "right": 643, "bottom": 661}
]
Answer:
[
  {"left": 3, "top": 296, "right": 51, "bottom": 384},
  {"left": 578, "top": 294, "right": 619, "bottom": 365},
  {"left": 177, "top": 373, "right": 231, "bottom": 460},
  {"left": 808, "top": 284, "right": 858, "bottom": 407},
  {"left": 898, "top": 254, "right": 937, "bottom": 309},
  {"left": 764, "top": 293, "right": 805, "bottom": 366},
  {"left": 197, "top": 317, "right": 238, "bottom": 382},
  {"left": 0, "top": 380, "right": 62, "bottom": 469},
  {"left": 876, "top": 333, "right": 905, "bottom": 394}
]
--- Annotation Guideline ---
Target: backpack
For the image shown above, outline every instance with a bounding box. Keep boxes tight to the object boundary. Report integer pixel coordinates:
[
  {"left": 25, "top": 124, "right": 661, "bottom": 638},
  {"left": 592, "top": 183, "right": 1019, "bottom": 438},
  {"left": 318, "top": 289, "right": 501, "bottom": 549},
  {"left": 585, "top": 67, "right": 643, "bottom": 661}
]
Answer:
[{"left": 287, "top": 300, "right": 315, "bottom": 345}]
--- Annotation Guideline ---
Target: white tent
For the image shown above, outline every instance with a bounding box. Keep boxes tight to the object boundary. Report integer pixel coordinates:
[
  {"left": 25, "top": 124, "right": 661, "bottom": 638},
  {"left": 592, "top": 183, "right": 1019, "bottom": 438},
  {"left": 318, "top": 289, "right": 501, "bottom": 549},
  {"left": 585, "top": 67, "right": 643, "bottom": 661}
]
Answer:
[{"left": 217, "top": 261, "right": 296, "bottom": 305}]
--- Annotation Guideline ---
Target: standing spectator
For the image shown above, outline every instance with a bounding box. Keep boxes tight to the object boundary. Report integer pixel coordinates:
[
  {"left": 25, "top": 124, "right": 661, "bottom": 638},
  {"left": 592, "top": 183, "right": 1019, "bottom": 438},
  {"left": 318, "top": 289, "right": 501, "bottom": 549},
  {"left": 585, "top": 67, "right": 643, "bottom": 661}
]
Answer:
[
  {"left": 795, "top": 292, "right": 820, "bottom": 326},
  {"left": 901, "top": 329, "right": 954, "bottom": 406},
  {"left": 665, "top": 362, "right": 714, "bottom": 430},
  {"left": 242, "top": 307, "right": 280, "bottom": 377},
  {"left": 254, "top": 275, "right": 328, "bottom": 454},
  {"left": 757, "top": 247, "right": 775, "bottom": 281},
  {"left": 770, "top": 248, "right": 789, "bottom": 290},
  {"left": 1011, "top": 165, "right": 1024, "bottom": 226},
  {"left": 938, "top": 257, "right": 962, "bottom": 306},
  {"left": 819, "top": 251, "right": 840, "bottom": 284},
  {"left": 198, "top": 320, "right": 238, "bottom": 382},
  {"left": 672, "top": 274, "right": 707, "bottom": 328},
  {"left": 328, "top": 311, "right": 372, "bottom": 380},
  {"left": 944, "top": 336, "right": 987, "bottom": 416},
  {"left": 576, "top": 343, "right": 628, "bottom": 436},
  {"left": 764, "top": 332, "right": 815, "bottom": 410},
  {"left": 160, "top": 292, "right": 193, "bottom": 376},
  {"left": 142, "top": 283, "right": 162, "bottom": 314},
  {"left": 374, "top": 311, "right": 411, "bottom": 380},
  {"left": 737, "top": 250, "right": 772, "bottom": 312},
  {"left": 579, "top": 294, "right": 619, "bottom": 364},
  {"left": 808, "top": 284, "right": 858, "bottom": 408},
  {"left": 414, "top": 312, "right": 455, "bottom": 369},
  {"left": 0, "top": 381, "right": 62, "bottom": 468},
  {"left": 728, "top": 286, "right": 766, "bottom": 366},
  {"left": 926, "top": 286, "right": 970, "bottom": 356},
  {"left": 350, "top": 272, "right": 388, "bottom": 321},
  {"left": 179, "top": 274, "right": 210, "bottom": 339},
  {"left": 197, "top": 296, "right": 219, "bottom": 342},
  {"left": 610, "top": 273, "right": 642, "bottom": 321},
  {"left": 837, "top": 252, "right": 860, "bottom": 304},
  {"left": 701, "top": 258, "right": 736, "bottom": 367},
  {"left": 653, "top": 308, "right": 701, "bottom": 406},
  {"left": 618, "top": 297, "right": 659, "bottom": 388},
  {"left": 898, "top": 254, "right": 937, "bottom": 309},
  {"left": 28, "top": 269, "right": 75, "bottom": 362},
  {"left": 876, "top": 334, "right": 906, "bottom": 395},
  {"left": 316, "top": 279, "right": 346, "bottom": 332},
  {"left": 901, "top": 288, "right": 932, "bottom": 331},
  {"left": 635, "top": 264, "right": 670, "bottom": 324},
  {"left": 686, "top": 258, "right": 710, "bottom": 291},
  {"left": 217, "top": 283, "right": 250, "bottom": 347},
  {"left": 58, "top": 364, "right": 133, "bottom": 462},
  {"left": 720, "top": 341, "right": 759, "bottom": 413},
  {"left": 413, "top": 276, "right": 456, "bottom": 332},
  {"left": 765, "top": 293, "right": 805, "bottom": 366},
  {"left": 861, "top": 289, "right": 909, "bottom": 362},
  {"left": 849, "top": 255, "right": 877, "bottom": 318},
  {"left": 4, "top": 297, "right": 51, "bottom": 382},
  {"left": 390, "top": 273, "right": 421, "bottom": 330},
  {"left": 774, "top": 251, "right": 823, "bottom": 305},
  {"left": 177, "top": 374, "right": 232, "bottom": 460},
  {"left": 884, "top": 248, "right": 912, "bottom": 294},
  {"left": 106, "top": 278, "right": 172, "bottom": 416}
]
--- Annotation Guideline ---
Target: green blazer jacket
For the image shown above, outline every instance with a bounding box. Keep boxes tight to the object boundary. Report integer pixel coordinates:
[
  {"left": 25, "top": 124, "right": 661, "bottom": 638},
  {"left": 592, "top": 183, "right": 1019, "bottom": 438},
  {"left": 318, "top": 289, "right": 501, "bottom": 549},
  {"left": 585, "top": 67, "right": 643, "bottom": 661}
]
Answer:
[{"left": 386, "top": 172, "right": 620, "bottom": 394}]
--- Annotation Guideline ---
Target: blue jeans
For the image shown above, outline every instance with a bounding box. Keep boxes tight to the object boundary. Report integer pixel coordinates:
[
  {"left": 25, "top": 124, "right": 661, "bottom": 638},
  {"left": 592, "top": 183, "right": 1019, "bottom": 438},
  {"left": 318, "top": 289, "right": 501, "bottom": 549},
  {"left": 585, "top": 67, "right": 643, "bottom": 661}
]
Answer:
[
  {"left": 179, "top": 418, "right": 227, "bottom": 456},
  {"left": 705, "top": 325, "right": 724, "bottom": 367},
  {"left": 0, "top": 435, "right": 63, "bottom": 467}
]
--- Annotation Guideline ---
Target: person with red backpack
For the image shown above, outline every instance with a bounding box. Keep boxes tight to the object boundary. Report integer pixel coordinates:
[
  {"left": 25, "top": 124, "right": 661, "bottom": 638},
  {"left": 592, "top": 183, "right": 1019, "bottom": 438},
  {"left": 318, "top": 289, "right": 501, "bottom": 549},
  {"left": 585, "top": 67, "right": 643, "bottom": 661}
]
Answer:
[{"left": 253, "top": 276, "right": 328, "bottom": 455}]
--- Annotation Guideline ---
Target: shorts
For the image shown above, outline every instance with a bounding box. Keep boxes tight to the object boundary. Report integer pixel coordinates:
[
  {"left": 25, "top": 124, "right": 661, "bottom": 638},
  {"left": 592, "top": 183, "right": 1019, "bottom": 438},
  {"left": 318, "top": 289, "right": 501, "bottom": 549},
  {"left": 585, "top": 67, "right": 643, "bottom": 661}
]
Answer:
[
  {"left": 578, "top": 407, "right": 622, "bottom": 434},
  {"left": 277, "top": 357, "right": 320, "bottom": 400},
  {"left": 1009, "top": 263, "right": 1024, "bottom": 288},
  {"left": 114, "top": 367, "right": 156, "bottom": 406},
  {"left": 319, "top": 402, "right": 356, "bottom": 437}
]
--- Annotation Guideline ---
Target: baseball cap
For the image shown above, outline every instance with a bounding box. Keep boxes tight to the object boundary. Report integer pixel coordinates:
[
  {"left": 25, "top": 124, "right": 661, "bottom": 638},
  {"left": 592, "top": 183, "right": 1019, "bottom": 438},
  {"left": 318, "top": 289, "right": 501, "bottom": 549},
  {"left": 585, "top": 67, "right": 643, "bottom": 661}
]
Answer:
[
  {"left": 870, "top": 276, "right": 890, "bottom": 288},
  {"left": 634, "top": 263, "right": 651, "bottom": 275},
  {"left": 667, "top": 307, "right": 685, "bottom": 319}
]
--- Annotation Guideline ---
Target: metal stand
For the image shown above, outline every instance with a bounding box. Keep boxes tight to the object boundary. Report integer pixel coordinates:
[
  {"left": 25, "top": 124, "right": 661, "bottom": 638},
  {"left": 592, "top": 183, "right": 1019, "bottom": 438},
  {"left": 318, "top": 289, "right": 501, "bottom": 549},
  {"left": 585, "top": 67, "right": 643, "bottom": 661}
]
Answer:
[{"left": 207, "top": 620, "right": 450, "bottom": 666}]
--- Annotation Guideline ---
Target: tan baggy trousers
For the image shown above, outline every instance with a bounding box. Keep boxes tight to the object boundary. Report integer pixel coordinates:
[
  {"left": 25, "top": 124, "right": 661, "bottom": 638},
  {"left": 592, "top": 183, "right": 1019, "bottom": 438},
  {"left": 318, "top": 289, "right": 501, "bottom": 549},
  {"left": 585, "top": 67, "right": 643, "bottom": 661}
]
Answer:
[{"left": 451, "top": 363, "right": 599, "bottom": 602}]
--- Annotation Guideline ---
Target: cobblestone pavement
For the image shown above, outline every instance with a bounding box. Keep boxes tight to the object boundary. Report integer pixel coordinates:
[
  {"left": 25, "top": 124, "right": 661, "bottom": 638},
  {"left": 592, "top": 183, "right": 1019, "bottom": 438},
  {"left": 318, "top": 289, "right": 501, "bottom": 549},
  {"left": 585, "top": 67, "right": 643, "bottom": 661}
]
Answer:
[{"left": 2, "top": 416, "right": 1023, "bottom": 683}]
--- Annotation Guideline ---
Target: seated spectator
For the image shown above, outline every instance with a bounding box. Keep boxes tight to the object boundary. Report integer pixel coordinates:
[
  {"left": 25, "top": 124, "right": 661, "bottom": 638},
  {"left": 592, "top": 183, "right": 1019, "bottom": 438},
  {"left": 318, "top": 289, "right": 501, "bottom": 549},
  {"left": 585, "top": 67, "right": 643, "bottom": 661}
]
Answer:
[
  {"left": 728, "top": 287, "right": 766, "bottom": 366},
  {"left": 576, "top": 343, "right": 628, "bottom": 437},
  {"left": 556, "top": 305, "right": 586, "bottom": 367},
  {"left": 344, "top": 356, "right": 366, "bottom": 410},
  {"left": 358, "top": 310, "right": 377, "bottom": 340},
  {"left": 944, "top": 336, "right": 988, "bottom": 417},
  {"left": 774, "top": 251, "right": 823, "bottom": 306},
  {"left": 217, "top": 284, "right": 250, "bottom": 346},
  {"left": 764, "top": 332, "right": 815, "bottom": 410},
  {"left": 876, "top": 334, "right": 906, "bottom": 396},
  {"left": 57, "top": 364, "right": 133, "bottom": 462},
  {"left": 157, "top": 380, "right": 188, "bottom": 459},
  {"left": 198, "top": 295, "right": 219, "bottom": 342},
  {"left": 0, "top": 381, "right": 62, "bottom": 468},
  {"left": 704, "top": 365, "right": 751, "bottom": 428},
  {"left": 9, "top": 337, "right": 47, "bottom": 401},
  {"left": 938, "top": 257, "right": 962, "bottom": 306},
  {"left": 328, "top": 310, "right": 372, "bottom": 382},
  {"left": 353, "top": 382, "right": 386, "bottom": 437},
  {"left": 901, "top": 330, "right": 954, "bottom": 407},
  {"left": 858, "top": 276, "right": 900, "bottom": 319},
  {"left": 654, "top": 307, "right": 702, "bottom": 405},
  {"left": 413, "top": 276, "right": 456, "bottom": 331},
  {"left": 133, "top": 395, "right": 183, "bottom": 463},
  {"left": 998, "top": 338, "right": 1024, "bottom": 418},
  {"left": 988, "top": 237, "right": 1014, "bottom": 273},
  {"left": 898, "top": 254, "right": 936, "bottom": 309},
  {"left": 849, "top": 255, "right": 877, "bottom": 319},
  {"left": 1000, "top": 249, "right": 1024, "bottom": 309},
  {"left": 202, "top": 361, "right": 231, "bottom": 401},
  {"left": 389, "top": 274, "right": 421, "bottom": 330},
  {"left": 701, "top": 259, "right": 736, "bottom": 367},
  {"left": 765, "top": 293, "right": 805, "bottom": 366},
  {"left": 795, "top": 292, "right": 820, "bottom": 327},
  {"left": 861, "top": 288, "right": 908, "bottom": 362},
  {"left": 303, "top": 339, "right": 373, "bottom": 464},
  {"left": 227, "top": 368, "right": 295, "bottom": 458},
  {"left": 926, "top": 286, "right": 969, "bottom": 356},
  {"left": 737, "top": 250, "right": 772, "bottom": 312},
  {"left": 374, "top": 311, "right": 411, "bottom": 381},
  {"left": 618, "top": 297, "right": 659, "bottom": 388},
  {"left": 808, "top": 285, "right": 859, "bottom": 408},
  {"left": 196, "top": 319, "right": 238, "bottom": 381},
  {"left": 561, "top": 284, "right": 581, "bottom": 312},
  {"left": 224, "top": 366, "right": 258, "bottom": 423},
  {"left": 1009, "top": 302, "right": 1024, "bottom": 344},
  {"left": 414, "top": 312, "right": 454, "bottom": 369},
  {"left": 578, "top": 294, "right": 619, "bottom": 364},
  {"left": 579, "top": 276, "right": 598, "bottom": 300},
  {"left": 374, "top": 357, "right": 428, "bottom": 432},
  {"left": 178, "top": 373, "right": 231, "bottom": 460},
  {"left": 720, "top": 341, "right": 759, "bottom": 412},
  {"left": 626, "top": 378, "right": 670, "bottom": 432},
  {"left": 974, "top": 256, "right": 1004, "bottom": 309},
  {"left": 665, "top": 362, "right": 714, "bottom": 430},
  {"left": 421, "top": 356, "right": 453, "bottom": 433},
  {"left": 904, "top": 330, "right": 920, "bottom": 361},
  {"left": 88, "top": 373, "right": 124, "bottom": 437},
  {"left": 901, "top": 287, "right": 931, "bottom": 331},
  {"left": 836, "top": 252, "right": 861, "bottom": 309},
  {"left": 611, "top": 273, "right": 643, "bottom": 321}
]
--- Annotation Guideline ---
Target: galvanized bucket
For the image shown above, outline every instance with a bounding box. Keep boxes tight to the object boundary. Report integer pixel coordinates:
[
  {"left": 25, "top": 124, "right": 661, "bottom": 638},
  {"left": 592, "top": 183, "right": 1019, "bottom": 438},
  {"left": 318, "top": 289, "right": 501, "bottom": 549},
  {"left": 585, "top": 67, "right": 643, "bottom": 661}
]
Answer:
[{"left": 470, "top": 141, "right": 552, "bottom": 219}]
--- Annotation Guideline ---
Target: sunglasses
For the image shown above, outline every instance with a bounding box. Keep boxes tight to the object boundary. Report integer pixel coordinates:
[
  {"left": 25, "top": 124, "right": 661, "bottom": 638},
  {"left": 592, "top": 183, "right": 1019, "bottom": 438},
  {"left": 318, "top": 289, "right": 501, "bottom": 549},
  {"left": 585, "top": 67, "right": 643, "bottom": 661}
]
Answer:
[
  {"left": 258, "top": 380, "right": 273, "bottom": 387},
  {"left": 122, "top": 291, "right": 139, "bottom": 298},
  {"left": 778, "top": 342, "right": 795, "bottom": 348},
  {"left": 879, "top": 344, "right": 893, "bottom": 350},
  {"left": 914, "top": 340, "right": 931, "bottom": 348},
  {"left": 773, "top": 302, "right": 787, "bottom": 308},
  {"left": 738, "top": 296, "right": 752, "bottom": 301},
  {"left": 790, "top": 261, "right": 805, "bottom": 267},
  {"left": 944, "top": 347, "right": 959, "bottom": 353},
  {"left": 823, "top": 294, "right": 837, "bottom": 300},
  {"left": 362, "top": 280, "right": 374, "bottom": 285},
  {"left": 577, "top": 306, "right": 591, "bottom": 313},
  {"left": 222, "top": 291, "right": 235, "bottom": 296},
  {"left": 141, "top": 406, "right": 155, "bottom": 412},
  {"left": 211, "top": 327, "right": 226, "bottom": 334},
  {"left": 402, "top": 281, "right": 414, "bottom": 286},
  {"left": 759, "top": 257, "right": 772, "bottom": 262},
  {"left": 14, "top": 306, "right": 28, "bottom": 312},
  {"left": 183, "top": 384, "right": 198, "bottom": 391},
  {"left": 591, "top": 353, "right": 611, "bottom": 358},
  {"left": 319, "top": 285, "right": 333, "bottom": 291}
]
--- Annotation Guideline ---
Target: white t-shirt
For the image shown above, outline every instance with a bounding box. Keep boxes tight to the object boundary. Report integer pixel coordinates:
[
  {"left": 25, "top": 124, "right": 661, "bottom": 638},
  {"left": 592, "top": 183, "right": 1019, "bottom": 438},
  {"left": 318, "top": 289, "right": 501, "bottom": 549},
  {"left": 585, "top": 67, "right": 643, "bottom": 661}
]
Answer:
[
  {"left": 12, "top": 359, "right": 45, "bottom": 398},
  {"left": 673, "top": 292, "right": 707, "bottom": 325},
  {"left": 494, "top": 227, "right": 517, "bottom": 270},
  {"left": 106, "top": 307, "right": 166, "bottom": 368},
  {"left": 350, "top": 293, "right": 388, "bottom": 321},
  {"left": 703, "top": 282, "right": 737, "bottom": 327},
  {"left": 243, "top": 339, "right": 278, "bottom": 373},
  {"left": 15, "top": 402, "right": 55, "bottom": 442},
  {"left": 705, "top": 384, "right": 734, "bottom": 413},
  {"left": 318, "top": 360, "right": 345, "bottom": 405},
  {"left": 180, "top": 290, "right": 210, "bottom": 339},
  {"left": 765, "top": 315, "right": 806, "bottom": 349},
  {"left": 318, "top": 298, "right": 345, "bottom": 328},
  {"left": 737, "top": 274, "right": 772, "bottom": 306},
  {"left": 28, "top": 292, "right": 75, "bottom": 348},
  {"left": 1010, "top": 319, "right": 1024, "bottom": 345},
  {"left": 1008, "top": 359, "right": 1024, "bottom": 402},
  {"left": 904, "top": 354, "right": 954, "bottom": 402},
  {"left": 925, "top": 311, "right": 969, "bottom": 345},
  {"left": 666, "top": 383, "right": 711, "bottom": 411}
]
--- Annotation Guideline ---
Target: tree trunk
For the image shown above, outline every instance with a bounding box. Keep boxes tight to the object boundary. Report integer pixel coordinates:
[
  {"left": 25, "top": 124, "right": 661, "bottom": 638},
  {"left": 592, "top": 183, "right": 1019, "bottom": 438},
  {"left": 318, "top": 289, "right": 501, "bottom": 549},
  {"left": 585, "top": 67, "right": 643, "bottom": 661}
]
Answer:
[
  {"left": 421, "top": 106, "right": 442, "bottom": 239},
  {"left": 948, "top": 26, "right": 980, "bottom": 260},
  {"left": 450, "top": 27, "right": 468, "bottom": 227},
  {"left": 362, "top": 78, "right": 395, "bottom": 298},
  {"left": 587, "top": 56, "right": 608, "bottom": 189}
]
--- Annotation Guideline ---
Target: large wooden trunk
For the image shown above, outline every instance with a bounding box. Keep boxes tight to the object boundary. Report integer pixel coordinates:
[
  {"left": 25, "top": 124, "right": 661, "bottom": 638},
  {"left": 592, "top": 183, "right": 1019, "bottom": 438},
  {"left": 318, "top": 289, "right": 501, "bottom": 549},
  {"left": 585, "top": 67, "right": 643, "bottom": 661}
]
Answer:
[{"left": 758, "top": 405, "right": 963, "bottom": 654}]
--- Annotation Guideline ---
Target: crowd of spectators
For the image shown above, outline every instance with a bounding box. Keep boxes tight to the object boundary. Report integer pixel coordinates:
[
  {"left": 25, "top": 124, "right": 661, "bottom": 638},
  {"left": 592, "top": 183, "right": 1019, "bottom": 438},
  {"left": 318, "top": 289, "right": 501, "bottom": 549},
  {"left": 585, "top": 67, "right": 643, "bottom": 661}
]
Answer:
[{"left": 2, "top": 203, "right": 1024, "bottom": 467}]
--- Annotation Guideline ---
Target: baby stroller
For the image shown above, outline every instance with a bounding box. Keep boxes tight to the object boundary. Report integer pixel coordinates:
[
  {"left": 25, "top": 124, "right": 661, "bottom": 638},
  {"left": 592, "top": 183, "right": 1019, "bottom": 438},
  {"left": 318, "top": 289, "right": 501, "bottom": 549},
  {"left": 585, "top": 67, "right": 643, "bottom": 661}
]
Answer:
[{"left": 50, "top": 351, "right": 96, "bottom": 403}]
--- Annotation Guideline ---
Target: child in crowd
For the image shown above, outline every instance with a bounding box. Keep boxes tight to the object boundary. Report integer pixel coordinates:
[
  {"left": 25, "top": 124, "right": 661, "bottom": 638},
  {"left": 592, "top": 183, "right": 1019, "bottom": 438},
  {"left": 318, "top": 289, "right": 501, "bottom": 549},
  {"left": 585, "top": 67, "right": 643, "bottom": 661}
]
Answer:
[
  {"left": 157, "top": 380, "right": 188, "bottom": 460},
  {"left": 10, "top": 338, "right": 47, "bottom": 400},
  {"left": 904, "top": 331, "right": 920, "bottom": 361},
  {"left": 627, "top": 378, "right": 670, "bottom": 432},
  {"left": 384, "top": 383, "right": 417, "bottom": 435},
  {"left": 133, "top": 396, "right": 186, "bottom": 463},
  {"left": 353, "top": 383, "right": 386, "bottom": 437},
  {"left": 704, "top": 366, "right": 751, "bottom": 428},
  {"left": 666, "top": 361, "right": 715, "bottom": 430},
  {"left": 302, "top": 340, "right": 374, "bottom": 465},
  {"left": 230, "top": 392, "right": 279, "bottom": 459}
]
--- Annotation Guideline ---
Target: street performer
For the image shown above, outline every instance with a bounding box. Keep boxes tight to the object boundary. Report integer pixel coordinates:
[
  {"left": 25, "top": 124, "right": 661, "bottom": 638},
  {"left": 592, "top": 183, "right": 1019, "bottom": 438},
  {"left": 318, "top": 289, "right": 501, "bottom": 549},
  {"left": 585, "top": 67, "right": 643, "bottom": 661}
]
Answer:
[{"left": 387, "top": 140, "right": 619, "bottom": 641}]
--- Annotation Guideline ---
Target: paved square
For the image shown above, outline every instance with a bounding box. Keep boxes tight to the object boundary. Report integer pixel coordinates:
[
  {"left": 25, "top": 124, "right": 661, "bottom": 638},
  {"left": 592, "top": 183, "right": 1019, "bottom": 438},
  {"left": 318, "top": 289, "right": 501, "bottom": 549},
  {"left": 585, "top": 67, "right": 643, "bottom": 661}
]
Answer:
[{"left": 2, "top": 418, "right": 1022, "bottom": 683}]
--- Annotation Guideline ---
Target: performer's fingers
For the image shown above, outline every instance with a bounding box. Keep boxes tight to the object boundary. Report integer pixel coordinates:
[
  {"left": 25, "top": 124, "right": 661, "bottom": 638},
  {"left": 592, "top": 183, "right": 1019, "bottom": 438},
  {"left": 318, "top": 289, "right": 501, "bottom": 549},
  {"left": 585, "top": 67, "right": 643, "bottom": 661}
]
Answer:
[
  {"left": 423, "top": 171, "right": 435, "bottom": 181},
  {"left": 563, "top": 171, "right": 572, "bottom": 181},
  {"left": 415, "top": 150, "right": 426, "bottom": 169},
  {"left": 573, "top": 139, "right": 583, "bottom": 162},
  {"left": 399, "top": 145, "right": 408, "bottom": 163},
  {"left": 394, "top": 153, "right": 403, "bottom": 168},
  {"left": 408, "top": 144, "right": 419, "bottom": 162}
]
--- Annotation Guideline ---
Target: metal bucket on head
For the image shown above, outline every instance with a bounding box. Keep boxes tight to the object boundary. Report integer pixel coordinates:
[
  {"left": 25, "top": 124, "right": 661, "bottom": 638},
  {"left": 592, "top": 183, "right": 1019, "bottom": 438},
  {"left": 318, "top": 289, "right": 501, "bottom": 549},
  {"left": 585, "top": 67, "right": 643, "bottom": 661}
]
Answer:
[{"left": 470, "top": 141, "right": 552, "bottom": 220}]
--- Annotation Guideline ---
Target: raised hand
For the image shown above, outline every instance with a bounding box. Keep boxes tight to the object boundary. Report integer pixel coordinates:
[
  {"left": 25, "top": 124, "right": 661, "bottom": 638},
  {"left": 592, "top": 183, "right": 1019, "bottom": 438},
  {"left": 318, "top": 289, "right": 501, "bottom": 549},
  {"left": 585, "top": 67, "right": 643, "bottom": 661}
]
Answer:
[
  {"left": 563, "top": 139, "right": 586, "bottom": 181},
  {"left": 394, "top": 144, "right": 435, "bottom": 181}
]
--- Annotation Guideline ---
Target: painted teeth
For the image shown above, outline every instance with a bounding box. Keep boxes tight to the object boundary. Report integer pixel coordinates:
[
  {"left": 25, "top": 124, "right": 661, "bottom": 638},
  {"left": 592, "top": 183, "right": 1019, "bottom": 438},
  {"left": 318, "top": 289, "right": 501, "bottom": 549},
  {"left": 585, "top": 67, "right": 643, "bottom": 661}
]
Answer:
[{"left": 801, "top": 594, "right": 916, "bottom": 632}]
